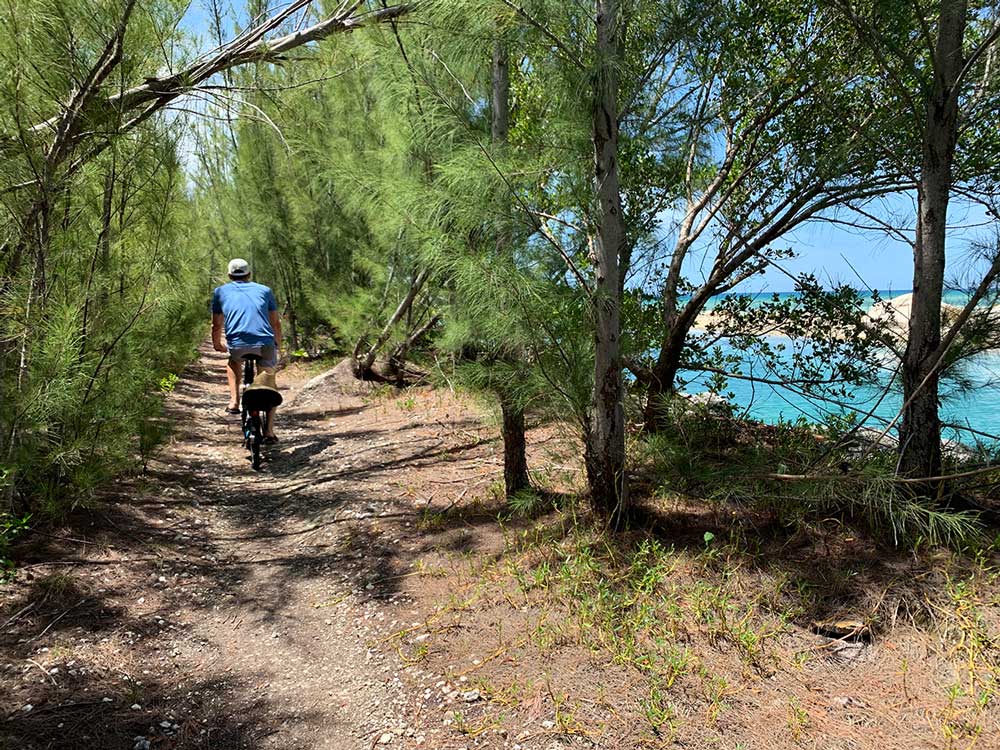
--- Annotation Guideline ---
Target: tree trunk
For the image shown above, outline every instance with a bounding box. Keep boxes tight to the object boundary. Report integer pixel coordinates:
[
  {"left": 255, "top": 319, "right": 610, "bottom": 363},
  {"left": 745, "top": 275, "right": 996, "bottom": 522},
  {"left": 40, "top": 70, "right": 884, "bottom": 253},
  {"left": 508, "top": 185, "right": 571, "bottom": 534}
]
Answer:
[
  {"left": 388, "top": 313, "right": 440, "bottom": 380},
  {"left": 491, "top": 40, "right": 510, "bottom": 145},
  {"left": 491, "top": 35, "right": 530, "bottom": 496},
  {"left": 899, "top": 0, "right": 967, "bottom": 479},
  {"left": 288, "top": 305, "right": 300, "bottom": 352},
  {"left": 642, "top": 286, "right": 715, "bottom": 430},
  {"left": 81, "top": 166, "right": 115, "bottom": 360},
  {"left": 353, "top": 267, "right": 428, "bottom": 377},
  {"left": 586, "top": 0, "right": 628, "bottom": 519},
  {"left": 643, "top": 326, "right": 686, "bottom": 429},
  {"left": 501, "top": 395, "right": 531, "bottom": 495}
]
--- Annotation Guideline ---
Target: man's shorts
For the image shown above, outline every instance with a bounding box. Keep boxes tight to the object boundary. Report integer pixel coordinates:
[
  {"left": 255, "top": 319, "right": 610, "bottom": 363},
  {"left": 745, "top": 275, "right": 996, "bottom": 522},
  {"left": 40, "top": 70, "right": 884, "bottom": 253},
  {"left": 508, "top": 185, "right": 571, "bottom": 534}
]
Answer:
[{"left": 229, "top": 344, "right": 277, "bottom": 369}]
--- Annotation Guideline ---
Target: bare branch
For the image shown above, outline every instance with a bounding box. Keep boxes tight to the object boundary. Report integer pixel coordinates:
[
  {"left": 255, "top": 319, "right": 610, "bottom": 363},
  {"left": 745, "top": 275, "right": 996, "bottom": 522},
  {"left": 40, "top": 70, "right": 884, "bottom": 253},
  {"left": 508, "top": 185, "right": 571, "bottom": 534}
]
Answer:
[{"left": 26, "top": 3, "right": 411, "bottom": 140}]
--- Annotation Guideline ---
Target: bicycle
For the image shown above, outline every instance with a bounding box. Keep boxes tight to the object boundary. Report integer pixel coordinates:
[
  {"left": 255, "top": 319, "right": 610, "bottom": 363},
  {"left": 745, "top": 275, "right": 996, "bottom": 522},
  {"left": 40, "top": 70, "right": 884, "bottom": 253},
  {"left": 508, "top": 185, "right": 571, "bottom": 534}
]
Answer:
[{"left": 239, "top": 353, "right": 281, "bottom": 470}]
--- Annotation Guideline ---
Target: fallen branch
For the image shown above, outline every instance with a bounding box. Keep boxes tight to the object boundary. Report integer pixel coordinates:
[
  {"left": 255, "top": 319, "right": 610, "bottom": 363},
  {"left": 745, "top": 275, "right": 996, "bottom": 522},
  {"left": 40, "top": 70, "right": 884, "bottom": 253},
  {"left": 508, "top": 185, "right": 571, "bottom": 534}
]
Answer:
[
  {"left": 27, "top": 3, "right": 411, "bottom": 140},
  {"left": 1, "top": 601, "right": 37, "bottom": 632},
  {"left": 28, "top": 599, "right": 87, "bottom": 643},
  {"left": 760, "top": 463, "right": 1000, "bottom": 484}
]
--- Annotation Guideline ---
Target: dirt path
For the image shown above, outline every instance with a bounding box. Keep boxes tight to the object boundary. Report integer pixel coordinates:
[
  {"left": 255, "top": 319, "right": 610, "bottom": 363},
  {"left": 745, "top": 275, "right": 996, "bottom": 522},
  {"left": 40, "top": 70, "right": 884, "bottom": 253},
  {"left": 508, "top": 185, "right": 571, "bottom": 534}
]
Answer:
[{"left": 1, "top": 345, "right": 510, "bottom": 750}]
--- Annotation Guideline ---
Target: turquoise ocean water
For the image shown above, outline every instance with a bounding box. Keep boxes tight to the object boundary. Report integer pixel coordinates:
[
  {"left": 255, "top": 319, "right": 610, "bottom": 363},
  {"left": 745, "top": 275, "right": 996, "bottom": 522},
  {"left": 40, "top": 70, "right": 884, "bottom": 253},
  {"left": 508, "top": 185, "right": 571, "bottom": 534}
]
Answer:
[{"left": 678, "top": 290, "right": 1000, "bottom": 444}]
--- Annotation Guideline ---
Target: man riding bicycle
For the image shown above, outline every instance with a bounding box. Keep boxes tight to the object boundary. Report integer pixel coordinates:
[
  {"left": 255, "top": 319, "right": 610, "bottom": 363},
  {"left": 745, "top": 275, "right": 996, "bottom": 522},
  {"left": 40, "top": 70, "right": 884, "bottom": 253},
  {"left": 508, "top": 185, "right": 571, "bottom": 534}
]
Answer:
[{"left": 211, "top": 258, "right": 282, "bottom": 442}]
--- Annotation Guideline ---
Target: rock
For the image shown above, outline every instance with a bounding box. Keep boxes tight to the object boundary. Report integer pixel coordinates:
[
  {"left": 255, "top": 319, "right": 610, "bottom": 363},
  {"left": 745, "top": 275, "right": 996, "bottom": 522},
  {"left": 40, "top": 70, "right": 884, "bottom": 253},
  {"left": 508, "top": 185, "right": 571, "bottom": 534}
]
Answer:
[
  {"left": 541, "top": 720, "right": 555, "bottom": 730},
  {"left": 297, "top": 358, "right": 377, "bottom": 402},
  {"left": 942, "top": 438, "right": 976, "bottom": 461},
  {"left": 686, "top": 391, "right": 726, "bottom": 406},
  {"left": 682, "top": 391, "right": 732, "bottom": 414},
  {"left": 378, "top": 732, "right": 394, "bottom": 745},
  {"left": 460, "top": 690, "right": 481, "bottom": 703},
  {"left": 21, "top": 704, "right": 32, "bottom": 712},
  {"left": 133, "top": 738, "right": 151, "bottom": 750},
  {"left": 131, "top": 704, "right": 142, "bottom": 710}
]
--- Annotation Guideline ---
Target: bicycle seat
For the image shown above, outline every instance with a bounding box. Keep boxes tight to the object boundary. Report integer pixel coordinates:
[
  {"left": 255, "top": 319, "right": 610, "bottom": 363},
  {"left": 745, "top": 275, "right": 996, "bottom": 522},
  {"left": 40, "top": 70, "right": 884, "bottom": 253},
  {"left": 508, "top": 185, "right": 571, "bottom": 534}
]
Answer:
[{"left": 241, "top": 353, "right": 263, "bottom": 361}]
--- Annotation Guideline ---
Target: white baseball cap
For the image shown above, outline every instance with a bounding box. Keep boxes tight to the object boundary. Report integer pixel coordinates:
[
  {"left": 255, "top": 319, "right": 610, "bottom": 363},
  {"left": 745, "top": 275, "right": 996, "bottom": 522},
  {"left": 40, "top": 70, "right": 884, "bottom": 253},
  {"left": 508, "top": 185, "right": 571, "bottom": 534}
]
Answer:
[{"left": 227, "top": 258, "right": 250, "bottom": 277}]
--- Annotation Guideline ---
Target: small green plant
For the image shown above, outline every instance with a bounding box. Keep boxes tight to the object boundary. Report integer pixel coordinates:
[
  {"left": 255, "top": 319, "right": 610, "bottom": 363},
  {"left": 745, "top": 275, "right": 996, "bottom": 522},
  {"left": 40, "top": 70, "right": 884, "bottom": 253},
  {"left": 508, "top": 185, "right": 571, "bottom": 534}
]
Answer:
[
  {"left": 506, "top": 489, "right": 550, "bottom": 518},
  {"left": 124, "top": 678, "right": 145, "bottom": 705},
  {"left": 1, "top": 511, "right": 31, "bottom": 582},
  {"left": 35, "top": 572, "right": 76, "bottom": 597},
  {"left": 158, "top": 372, "right": 179, "bottom": 394},
  {"left": 703, "top": 673, "right": 732, "bottom": 722},
  {"left": 400, "top": 642, "right": 429, "bottom": 664},
  {"left": 787, "top": 696, "right": 809, "bottom": 741},
  {"left": 642, "top": 681, "right": 677, "bottom": 736},
  {"left": 451, "top": 710, "right": 500, "bottom": 737}
]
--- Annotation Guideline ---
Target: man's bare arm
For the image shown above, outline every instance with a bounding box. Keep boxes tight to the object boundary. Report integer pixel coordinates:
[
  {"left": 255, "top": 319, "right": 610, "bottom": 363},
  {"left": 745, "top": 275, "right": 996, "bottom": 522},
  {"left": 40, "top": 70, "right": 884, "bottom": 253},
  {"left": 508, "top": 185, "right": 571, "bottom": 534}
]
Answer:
[
  {"left": 212, "top": 313, "right": 227, "bottom": 352},
  {"left": 269, "top": 310, "right": 282, "bottom": 349}
]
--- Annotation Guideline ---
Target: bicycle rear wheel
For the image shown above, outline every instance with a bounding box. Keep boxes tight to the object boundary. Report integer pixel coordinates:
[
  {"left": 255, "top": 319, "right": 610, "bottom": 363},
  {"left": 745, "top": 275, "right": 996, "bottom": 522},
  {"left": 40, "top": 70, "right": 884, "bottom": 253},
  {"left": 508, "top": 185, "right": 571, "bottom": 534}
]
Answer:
[
  {"left": 241, "top": 358, "right": 257, "bottom": 451},
  {"left": 250, "top": 414, "right": 263, "bottom": 471}
]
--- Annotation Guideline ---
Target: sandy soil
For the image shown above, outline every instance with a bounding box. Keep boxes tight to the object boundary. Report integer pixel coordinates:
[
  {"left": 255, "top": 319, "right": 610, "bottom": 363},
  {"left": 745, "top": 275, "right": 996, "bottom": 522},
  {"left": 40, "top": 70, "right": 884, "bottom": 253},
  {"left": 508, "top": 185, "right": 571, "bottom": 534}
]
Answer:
[{"left": 691, "top": 291, "right": 967, "bottom": 338}]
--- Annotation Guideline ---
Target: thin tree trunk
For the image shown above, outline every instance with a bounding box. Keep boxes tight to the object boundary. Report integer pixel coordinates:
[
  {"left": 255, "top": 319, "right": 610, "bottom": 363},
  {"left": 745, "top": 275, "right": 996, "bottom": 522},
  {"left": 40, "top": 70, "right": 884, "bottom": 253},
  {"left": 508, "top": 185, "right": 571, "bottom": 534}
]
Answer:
[
  {"left": 899, "top": 0, "right": 967, "bottom": 479},
  {"left": 501, "top": 396, "right": 530, "bottom": 495},
  {"left": 643, "top": 334, "right": 685, "bottom": 427},
  {"left": 491, "top": 35, "right": 530, "bottom": 496},
  {"left": 586, "top": 0, "right": 628, "bottom": 519},
  {"left": 492, "top": 40, "right": 510, "bottom": 147},
  {"left": 81, "top": 166, "right": 115, "bottom": 359},
  {"left": 287, "top": 304, "right": 300, "bottom": 352},
  {"left": 643, "top": 284, "right": 716, "bottom": 430},
  {"left": 354, "top": 268, "right": 429, "bottom": 376},
  {"left": 388, "top": 313, "right": 440, "bottom": 378}
]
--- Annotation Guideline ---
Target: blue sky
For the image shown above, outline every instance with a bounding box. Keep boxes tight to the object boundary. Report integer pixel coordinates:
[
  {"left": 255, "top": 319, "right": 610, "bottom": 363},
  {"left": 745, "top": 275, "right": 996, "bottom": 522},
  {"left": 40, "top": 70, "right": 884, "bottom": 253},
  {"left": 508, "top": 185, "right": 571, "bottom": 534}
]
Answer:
[{"left": 742, "top": 195, "right": 993, "bottom": 292}]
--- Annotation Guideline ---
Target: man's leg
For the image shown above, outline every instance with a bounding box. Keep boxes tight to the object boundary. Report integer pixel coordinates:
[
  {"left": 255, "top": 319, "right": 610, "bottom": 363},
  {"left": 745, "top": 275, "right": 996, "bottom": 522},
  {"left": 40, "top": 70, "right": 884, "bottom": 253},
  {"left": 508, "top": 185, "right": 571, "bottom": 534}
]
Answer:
[
  {"left": 265, "top": 406, "right": 277, "bottom": 439},
  {"left": 227, "top": 358, "right": 241, "bottom": 410}
]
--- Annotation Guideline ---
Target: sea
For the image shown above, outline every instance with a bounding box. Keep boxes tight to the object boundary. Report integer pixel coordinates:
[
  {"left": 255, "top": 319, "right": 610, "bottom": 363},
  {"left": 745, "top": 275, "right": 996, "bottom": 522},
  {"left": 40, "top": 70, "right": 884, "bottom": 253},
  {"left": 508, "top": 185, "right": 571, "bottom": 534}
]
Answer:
[{"left": 678, "top": 289, "right": 1000, "bottom": 445}]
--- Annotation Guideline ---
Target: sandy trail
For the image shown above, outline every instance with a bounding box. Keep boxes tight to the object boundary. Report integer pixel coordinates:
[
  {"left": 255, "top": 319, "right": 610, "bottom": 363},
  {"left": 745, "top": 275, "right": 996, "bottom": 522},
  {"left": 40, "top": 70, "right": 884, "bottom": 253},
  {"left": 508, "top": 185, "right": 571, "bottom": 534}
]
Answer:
[{"left": 1, "top": 345, "right": 488, "bottom": 749}]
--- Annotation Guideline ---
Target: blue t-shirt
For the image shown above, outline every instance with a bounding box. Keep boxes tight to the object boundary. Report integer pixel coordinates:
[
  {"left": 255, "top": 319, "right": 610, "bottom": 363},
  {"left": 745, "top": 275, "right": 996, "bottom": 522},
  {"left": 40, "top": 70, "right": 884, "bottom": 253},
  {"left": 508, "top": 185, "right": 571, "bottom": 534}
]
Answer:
[{"left": 211, "top": 281, "right": 278, "bottom": 348}]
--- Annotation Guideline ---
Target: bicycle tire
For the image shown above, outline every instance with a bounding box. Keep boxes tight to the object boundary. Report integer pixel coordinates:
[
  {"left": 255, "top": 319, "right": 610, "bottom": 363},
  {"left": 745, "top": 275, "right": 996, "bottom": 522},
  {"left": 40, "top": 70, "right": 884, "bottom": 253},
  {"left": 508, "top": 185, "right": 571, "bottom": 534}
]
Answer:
[
  {"left": 250, "top": 414, "right": 263, "bottom": 471},
  {"left": 251, "top": 437, "right": 262, "bottom": 470},
  {"left": 241, "top": 358, "right": 256, "bottom": 451}
]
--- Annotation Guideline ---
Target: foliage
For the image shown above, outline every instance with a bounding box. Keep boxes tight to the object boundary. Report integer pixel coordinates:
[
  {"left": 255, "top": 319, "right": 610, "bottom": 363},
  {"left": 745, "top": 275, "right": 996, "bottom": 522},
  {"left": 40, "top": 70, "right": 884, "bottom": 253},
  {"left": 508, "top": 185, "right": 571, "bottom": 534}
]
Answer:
[
  {"left": 637, "top": 401, "right": 985, "bottom": 549},
  {"left": 0, "top": 511, "right": 30, "bottom": 581},
  {"left": 694, "top": 276, "right": 889, "bottom": 401},
  {"left": 0, "top": 0, "right": 205, "bottom": 519}
]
